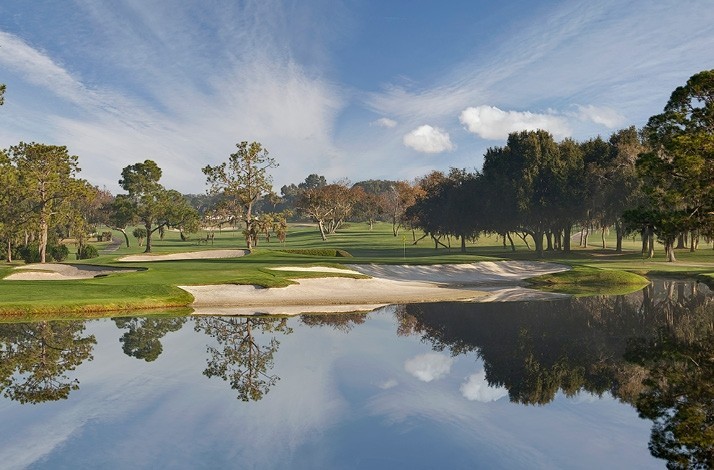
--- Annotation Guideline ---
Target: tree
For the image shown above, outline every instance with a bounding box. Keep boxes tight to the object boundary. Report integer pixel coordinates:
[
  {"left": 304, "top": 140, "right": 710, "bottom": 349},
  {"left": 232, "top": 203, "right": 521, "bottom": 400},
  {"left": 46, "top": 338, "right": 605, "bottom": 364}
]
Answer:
[
  {"left": 0, "top": 83, "right": 5, "bottom": 106},
  {"left": 482, "top": 130, "right": 562, "bottom": 257},
  {"left": 636, "top": 69, "right": 714, "bottom": 261},
  {"left": 8, "top": 142, "right": 84, "bottom": 263},
  {"left": 296, "top": 181, "right": 360, "bottom": 239},
  {"left": 107, "top": 194, "right": 135, "bottom": 247},
  {"left": 0, "top": 151, "right": 26, "bottom": 262},
  {"left": 119, "top": 160, "right": 198, "bottom": 253},
  {"left": 203, "top": 141, "right": 278, "bottom": 250}
]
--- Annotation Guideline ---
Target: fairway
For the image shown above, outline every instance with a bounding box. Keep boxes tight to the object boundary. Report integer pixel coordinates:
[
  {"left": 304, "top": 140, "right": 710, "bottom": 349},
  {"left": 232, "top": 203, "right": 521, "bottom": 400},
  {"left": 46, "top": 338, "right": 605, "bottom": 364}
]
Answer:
[{"left": 1, "top": 222, "right": 711, "bottom": 316}]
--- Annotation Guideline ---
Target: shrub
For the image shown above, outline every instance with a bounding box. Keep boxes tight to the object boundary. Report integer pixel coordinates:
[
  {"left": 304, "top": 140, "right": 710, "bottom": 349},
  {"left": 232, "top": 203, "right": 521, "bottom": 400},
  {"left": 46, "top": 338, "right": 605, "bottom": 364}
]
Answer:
[
  {"left": 18, "top": 244, "right": 41, "bottom": 264},
  {"left": 49, "top": 244, "right": 69, "bottom": 262},
  {"left": 97, "top": 231, "right": 113, "bottom": 242},
  {"left": 133, "top": 227, "right": 147, "bottom": 246},
  {"left": 278, "top": 248, "right": 353, "bottom": 258},
  {"left": 78, "top": 245, "right": 99, "bottom": 260}
]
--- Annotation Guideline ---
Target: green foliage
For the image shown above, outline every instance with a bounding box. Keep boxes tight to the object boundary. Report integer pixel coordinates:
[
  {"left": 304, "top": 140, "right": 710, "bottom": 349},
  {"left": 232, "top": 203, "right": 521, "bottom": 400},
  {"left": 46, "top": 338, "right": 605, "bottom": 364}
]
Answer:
[
  {"left": 18, "top": 244, "right": 41, "bottom": 264},
  {"left": 637, "top": 69, "right": 714, "bottom": 258},
  {"left": 78, "top": 245, "right": 99, "bottom": 260},
  {"left": 49, "top": 244, "right": 69, "bottom": 262},
  {"left": 203, "top": 141, "right": 278, "bottom": 250},
  {"left": 278, "top": 248, "right": 353, "bottom": 257}
]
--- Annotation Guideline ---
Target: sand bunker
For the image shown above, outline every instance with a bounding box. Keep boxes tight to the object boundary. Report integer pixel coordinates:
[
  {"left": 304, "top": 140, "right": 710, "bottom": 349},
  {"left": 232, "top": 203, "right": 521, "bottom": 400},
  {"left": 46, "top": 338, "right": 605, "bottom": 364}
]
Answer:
[
  {"left": 345, "top": 261, "right": 569, "bottom": 284},
  {"left": 119, "top": 249, "right": 248, "bottom": 262},
  {"left": 182, "top": 261, "right": 569, "bottom": 312},
  {"left": 4, "top": 263, "right": 140, "bottom": 281}
]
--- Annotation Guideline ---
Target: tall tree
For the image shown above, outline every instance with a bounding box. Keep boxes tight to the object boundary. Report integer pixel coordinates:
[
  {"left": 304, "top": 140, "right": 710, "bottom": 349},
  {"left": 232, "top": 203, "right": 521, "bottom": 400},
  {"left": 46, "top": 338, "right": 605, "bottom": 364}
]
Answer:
[
  {"left": 0, "top": 151, "right": 26, "bottom": 261},
  {"left": 0, "top": 83, "right": 5, "bottom": 106},
  {"left": 119, "top": 160, "right": 198, "bottom": 253},
  {"left": 8, "top": 142, "right": 83, "bottom": 263},
  {"left": 636, "top": 69, "right": 714, "bottom": 261},
  {"left": 203, "top": 141, "right": 277, "bottom": 250},
  {"left": 482, "top": 130, "right": 562, "bottom": 257}
]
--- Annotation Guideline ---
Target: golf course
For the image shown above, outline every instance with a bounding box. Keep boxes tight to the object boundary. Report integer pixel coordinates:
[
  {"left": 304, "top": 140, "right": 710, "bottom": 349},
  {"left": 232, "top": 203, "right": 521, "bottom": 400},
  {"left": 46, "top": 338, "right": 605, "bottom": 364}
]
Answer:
[{"left": 1, "top": 222, "right": 712, "bottom": 318}]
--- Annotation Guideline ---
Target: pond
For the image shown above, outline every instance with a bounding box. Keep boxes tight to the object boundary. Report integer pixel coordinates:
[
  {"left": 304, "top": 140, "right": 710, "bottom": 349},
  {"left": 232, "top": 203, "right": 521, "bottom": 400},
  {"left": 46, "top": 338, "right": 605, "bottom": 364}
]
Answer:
[{"left": 1, "top": 279, "right": 712, "bottom": 469}]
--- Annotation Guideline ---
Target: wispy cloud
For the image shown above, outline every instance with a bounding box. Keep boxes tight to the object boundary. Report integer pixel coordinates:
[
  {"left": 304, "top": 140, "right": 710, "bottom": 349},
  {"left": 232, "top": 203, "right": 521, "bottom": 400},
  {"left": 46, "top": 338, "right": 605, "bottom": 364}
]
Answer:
[
  {"left": 574, "top": 105, "right": 626, "bottom": 129},
  {"left": 371, "top": 117, "right": 397, "bottom": 128}
]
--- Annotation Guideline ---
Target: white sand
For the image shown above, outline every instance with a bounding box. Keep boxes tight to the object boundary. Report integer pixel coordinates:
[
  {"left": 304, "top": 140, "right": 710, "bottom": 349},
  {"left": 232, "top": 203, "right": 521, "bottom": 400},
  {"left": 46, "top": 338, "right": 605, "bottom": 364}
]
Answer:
[
  {"left": 4, "top": 263, "right": 140, "bottom": 281},
  {"left": 269, "top": 266, "right": 360, "bottom": 275},
  {"left": 181, "top": 261, "right": 570, "bottom": 312},
  {"left": 119, "top": 249, "right": 248, "bottom": 262}
]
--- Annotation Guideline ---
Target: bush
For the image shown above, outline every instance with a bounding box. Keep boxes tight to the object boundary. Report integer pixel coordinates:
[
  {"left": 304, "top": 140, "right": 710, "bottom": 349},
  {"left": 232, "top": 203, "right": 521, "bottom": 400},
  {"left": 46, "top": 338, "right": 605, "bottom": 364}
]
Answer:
[
  {"left": 78, "top": 244, "right": 99, "bottom": 260},
  {"left": 97, "top": 231, "right": 113, "bottom": 242},
  {"left": 18, "top": 244, "right": 41, "bottom": 264},
  {"left": 49, "top": 244, "right": 69, "bottom": 262},
  {"left": 278, "top": 248, "right": 353, "bottom": 258}
]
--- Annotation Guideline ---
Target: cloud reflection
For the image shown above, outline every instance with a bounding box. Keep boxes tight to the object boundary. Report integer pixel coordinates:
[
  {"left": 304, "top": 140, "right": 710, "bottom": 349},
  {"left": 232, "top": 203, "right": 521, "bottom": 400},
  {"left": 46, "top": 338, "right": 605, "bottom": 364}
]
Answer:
[
  {"left": 460, "top": 370, "right": 508, "bottom": 402},
  {"left": 404, "top": 353, "right": 453, "bottom": 382}
]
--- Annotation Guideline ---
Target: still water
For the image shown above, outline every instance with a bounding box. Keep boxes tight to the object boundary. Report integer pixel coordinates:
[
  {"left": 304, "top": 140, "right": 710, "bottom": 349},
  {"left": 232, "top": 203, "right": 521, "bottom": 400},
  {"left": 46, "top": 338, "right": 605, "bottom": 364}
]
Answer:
[{"left": 1, "top": 280, "right": 712, "bottom": 469}]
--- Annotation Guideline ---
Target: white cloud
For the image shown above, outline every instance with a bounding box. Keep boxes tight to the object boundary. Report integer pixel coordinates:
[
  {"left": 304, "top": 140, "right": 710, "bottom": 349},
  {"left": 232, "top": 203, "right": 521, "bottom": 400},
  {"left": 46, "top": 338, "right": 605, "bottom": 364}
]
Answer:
[
  {"left": 459, "top": 105, "right": 571, "bottom": 140},
  {"left": 371, "top": 117, "right": 397, "bottom": 128},
  {"left": 575, "top": 104, "right": 626, "bottom": 129},
  {"left": 460, "top": 371, "right": 508, "bottom": 402},
  {"left": 404, "top": 353, "right": 454, "bottom": 382},
  {"left": 403, "top": 125, "right": 454, "bottom": 153}
]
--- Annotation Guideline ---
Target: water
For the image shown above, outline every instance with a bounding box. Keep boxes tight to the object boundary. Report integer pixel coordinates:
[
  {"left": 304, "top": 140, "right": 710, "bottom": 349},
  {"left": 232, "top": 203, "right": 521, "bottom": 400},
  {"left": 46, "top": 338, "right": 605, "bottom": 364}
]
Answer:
[{"left": 1, "top": 280, "right": 712, "bottom": 469}]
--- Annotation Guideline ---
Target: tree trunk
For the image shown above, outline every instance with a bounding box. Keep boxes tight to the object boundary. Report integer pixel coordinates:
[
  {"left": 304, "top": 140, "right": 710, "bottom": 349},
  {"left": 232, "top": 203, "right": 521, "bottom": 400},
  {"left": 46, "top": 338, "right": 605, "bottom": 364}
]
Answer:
[
  {"left": 647, "top": 228, "right": 655, "bottom": 258},
  {"left": 506, "top": 232, "right": 516, "bottom": 252},
  {"left": 676, "top": 233, "right": 685, "bottom": 249},
  {"left": 317, "top": 220, "right": 327, "bottom": 241},
  {"left": 545, "top": 231, "right": 553, "bottom": 251},
  {"left": 690, "top": 230, "right": 698, "bottom": 252},
  {"left": 144, "top": 221, "right": 153, "bottom": 253},
  {"left": 601, "top": 226, "right": 606, "bottom": 250},
  {"left": 6, "top": 239, "right": 11, "bottom": 262},
  {"left": 665, "top": 239, "right": 677, "bottom": 262},
  {"left": 532, "top": 231, "right": 544, "bottom": 258},
  {"left": 563, "top": 226, "right": 572, "bottom": 253},
  {"left": 583, "top": 227, "right": 589, "bottom": 248},
  {"left": 39, "top": 217, "right": 48, "bottom": 264},
  {"left": 119, "top": 228, "right": 130, "bottom": 247},
  {"left": 615, "top": 220, "right": 623, "bottom": 253},
  {"left": 460, "top": 235, "right": 466, "bottom": 253}
]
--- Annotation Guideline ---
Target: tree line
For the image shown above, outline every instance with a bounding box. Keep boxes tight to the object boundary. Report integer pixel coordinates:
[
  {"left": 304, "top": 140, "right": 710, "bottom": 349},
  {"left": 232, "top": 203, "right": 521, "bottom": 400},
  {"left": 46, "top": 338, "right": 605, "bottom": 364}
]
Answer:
[{"left": 1, "top": 70, "right": 711, "bottom": 262}]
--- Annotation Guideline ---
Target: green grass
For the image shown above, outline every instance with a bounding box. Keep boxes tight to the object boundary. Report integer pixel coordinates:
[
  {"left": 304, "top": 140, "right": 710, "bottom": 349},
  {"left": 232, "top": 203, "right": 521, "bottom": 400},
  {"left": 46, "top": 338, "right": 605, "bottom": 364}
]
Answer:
[
  {"left": 1, "top": 221, "right": 712, "bottom": 316},
  {"left": 527, "top": 265, "right": 650, "bottom": 296}
]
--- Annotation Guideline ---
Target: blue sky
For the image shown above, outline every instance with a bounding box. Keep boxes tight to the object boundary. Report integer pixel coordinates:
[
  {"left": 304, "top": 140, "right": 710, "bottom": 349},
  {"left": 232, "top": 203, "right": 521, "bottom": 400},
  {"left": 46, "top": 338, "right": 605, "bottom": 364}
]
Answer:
[{"left": 0, "top": 0, "right": 712, "bottom": 193}]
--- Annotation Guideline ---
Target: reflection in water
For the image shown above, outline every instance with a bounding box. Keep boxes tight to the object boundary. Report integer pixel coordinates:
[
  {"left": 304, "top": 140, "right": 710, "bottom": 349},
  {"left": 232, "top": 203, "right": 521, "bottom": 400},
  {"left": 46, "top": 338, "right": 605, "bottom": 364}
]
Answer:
[
  {"left": 0, "top": 321, "right": 95, "bottom": 404},
  {"left": 113, "top": 316, "right": 187, "bottom": 362},
  {"left": 299, "top": 312, "right": 368, "bottom": 332},
  {"left": 0, "top": 279, "right": 711, "bottom": 467},
  {"left": 398, "top": 279, "right": 713, "bottom": 469},
  {"left": 194, "top": 316, "right": 292, "bottom": 402}
]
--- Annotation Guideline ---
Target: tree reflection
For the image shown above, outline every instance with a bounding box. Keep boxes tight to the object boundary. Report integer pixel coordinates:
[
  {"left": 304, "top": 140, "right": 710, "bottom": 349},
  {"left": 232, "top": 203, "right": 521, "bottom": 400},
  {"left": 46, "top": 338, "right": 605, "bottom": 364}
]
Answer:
[
  {"left": 194, "top": 317, "right": 292, "bottom": 402},
  {"left": 0, "top": 321, "right": 95, "bottom": 404},
  {"left": 299, "top": 312, "right": 367, "bottom": 332},
  {"left": 398, "top": 280, "right": 714, "bottom": 467},
  {"left": 113, "top": 316, "right": 187, "bottom": 362}
]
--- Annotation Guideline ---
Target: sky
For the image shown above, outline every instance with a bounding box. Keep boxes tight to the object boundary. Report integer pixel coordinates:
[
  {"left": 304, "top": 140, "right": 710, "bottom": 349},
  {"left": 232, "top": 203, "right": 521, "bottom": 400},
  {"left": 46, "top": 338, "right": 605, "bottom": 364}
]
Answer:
[{"left": 0, "top": 0, "right": 712, "bottom": 194}]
